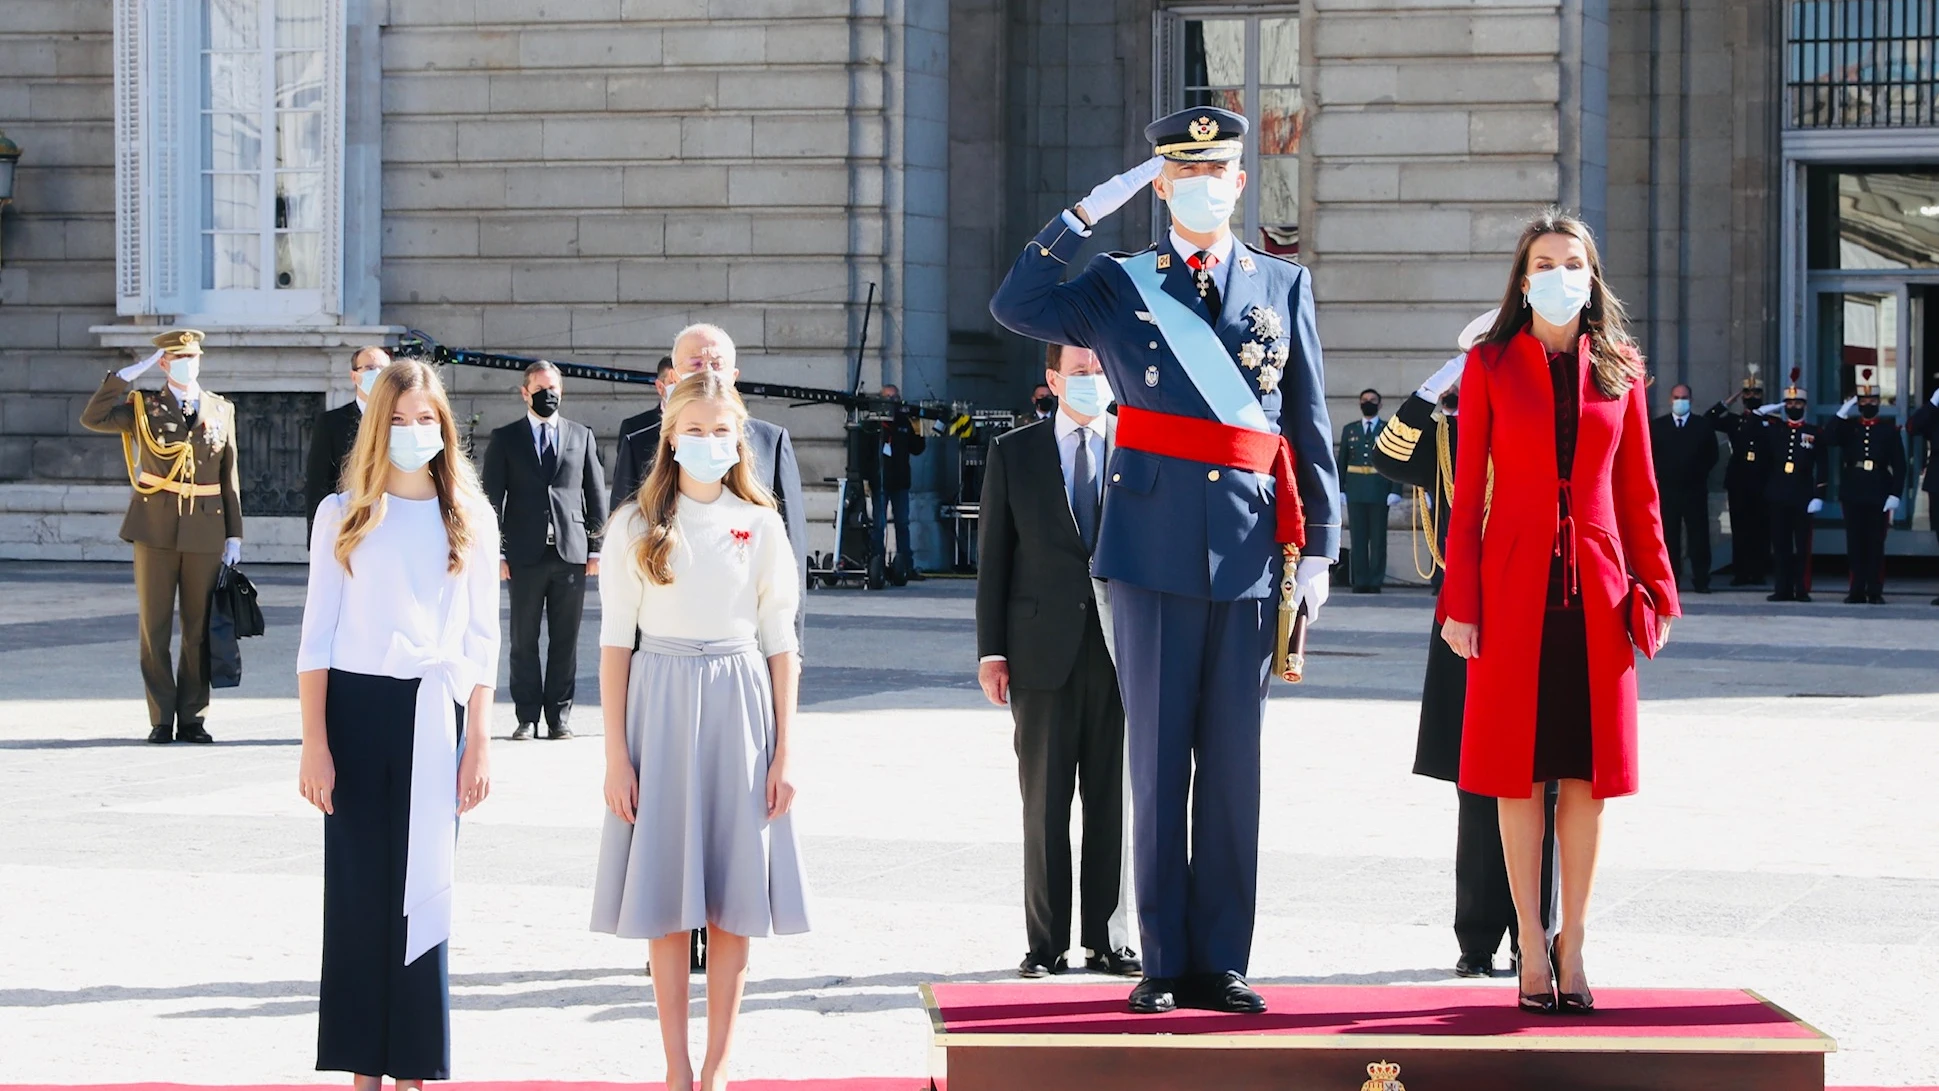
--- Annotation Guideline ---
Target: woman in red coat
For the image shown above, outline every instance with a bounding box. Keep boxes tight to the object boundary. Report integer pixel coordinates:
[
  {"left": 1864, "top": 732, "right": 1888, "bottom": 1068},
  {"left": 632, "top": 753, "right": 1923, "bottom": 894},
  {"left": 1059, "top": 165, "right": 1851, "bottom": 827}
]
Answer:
[{"left": 1440, "top": 210, "right": 1678, "bottom": 1015}]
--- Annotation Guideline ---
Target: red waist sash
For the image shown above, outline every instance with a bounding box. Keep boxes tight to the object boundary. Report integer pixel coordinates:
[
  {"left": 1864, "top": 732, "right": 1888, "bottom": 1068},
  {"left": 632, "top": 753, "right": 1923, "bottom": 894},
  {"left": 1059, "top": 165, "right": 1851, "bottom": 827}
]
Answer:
[{"left": 1114, "top": 404, "right": 1306, "bottom": 549}]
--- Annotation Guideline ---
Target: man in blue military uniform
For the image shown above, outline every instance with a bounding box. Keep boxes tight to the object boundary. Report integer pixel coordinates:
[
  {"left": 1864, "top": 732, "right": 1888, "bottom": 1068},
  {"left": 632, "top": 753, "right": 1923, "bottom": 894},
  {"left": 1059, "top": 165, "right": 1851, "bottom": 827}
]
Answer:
[{"left": 990, "top": 106, "right": 1340, "bottom": 1015}]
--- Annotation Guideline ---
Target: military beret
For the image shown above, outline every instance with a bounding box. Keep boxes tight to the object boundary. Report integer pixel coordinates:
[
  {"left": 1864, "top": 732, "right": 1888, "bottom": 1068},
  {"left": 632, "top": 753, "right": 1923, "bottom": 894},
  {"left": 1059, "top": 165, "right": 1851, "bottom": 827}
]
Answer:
[
  {"left": 1145, "top": 107, "right": 1247, "bottom": 162},
  {"left": 151, "top": 329, "right": 205, "bottom": 356}
]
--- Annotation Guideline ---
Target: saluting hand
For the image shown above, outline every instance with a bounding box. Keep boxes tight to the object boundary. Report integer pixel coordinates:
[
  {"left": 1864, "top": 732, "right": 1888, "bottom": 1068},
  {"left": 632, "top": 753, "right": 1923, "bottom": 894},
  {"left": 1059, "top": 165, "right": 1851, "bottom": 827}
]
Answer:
[
  {"left": 299, "top": 740, "right": 336, "bottom": 815},
  {"left": 1074, "top": 155, "right": 1165, "bottom": 226}
]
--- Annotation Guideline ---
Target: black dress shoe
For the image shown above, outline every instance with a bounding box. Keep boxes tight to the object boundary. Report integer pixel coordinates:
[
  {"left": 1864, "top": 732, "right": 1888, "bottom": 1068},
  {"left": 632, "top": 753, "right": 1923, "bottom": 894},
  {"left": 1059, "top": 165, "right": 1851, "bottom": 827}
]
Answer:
[
  {"left": 1085, "top": 947, "right": 1143, "bottom": 976},
  {"left": 511, "top": 723, "right": 535, "bottom": 741},
  {"left": 1930, "top": 595, "right": 1939, "bottom": 606},
  {"left": 1454, "top": 953, "right": 1495, "bottom": 978},
  {"left": 176, "top": 724, "right": 214, "bottom": 744},
  {"left": 1844, "top": 591, "right": 1865, "bottom": 604},
  {"left": 1795, "top": 592, "right": 1813, "bottom": 603},
  {"left": 1127, "top": 976, "right": 1177, "bottom": 1014},
  {"left": 1017, "top": 953, "right": 1067, "bottom": 979},
  {"left": 546, "top": 725, "right": 574, "bottom": 740},
  {"left": 146, "top": 725, "right": 174, "bottom": 744},
  {"left": 1181, "top": 971, "right": 1267, "bottom": 1014},
  {"left": 1867, "top": 593, "right": 1885, "bottom": 604}
]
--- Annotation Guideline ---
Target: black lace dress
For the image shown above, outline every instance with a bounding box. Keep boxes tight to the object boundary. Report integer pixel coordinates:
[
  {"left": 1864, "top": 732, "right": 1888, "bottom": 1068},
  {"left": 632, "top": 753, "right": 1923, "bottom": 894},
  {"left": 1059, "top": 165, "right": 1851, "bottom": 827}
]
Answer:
[{"left": 1531, "top": 350, "right": 1594, "bottom": 783}]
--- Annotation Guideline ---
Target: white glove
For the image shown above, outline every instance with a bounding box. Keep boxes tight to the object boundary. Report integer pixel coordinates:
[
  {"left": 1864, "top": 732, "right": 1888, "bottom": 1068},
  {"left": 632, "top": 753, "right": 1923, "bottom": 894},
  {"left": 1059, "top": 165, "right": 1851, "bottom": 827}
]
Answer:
[
  {"left": 1885, "top": 495, "right": 1901, "bottom": 514},
  {"left": 1837, "top": 396, "right": 1858, "bottom": 419},
  {"left": 1806, "top": 498, "right": 1825, "bottom": 515},
  {"left": 222, "top": 538, "right": 242, "bottom": 566},
  {"left": 1422, "top": 492, "right": 1434, "bottom": 513},
  {"left": 117, "top": 349, "right": 165, "bottom": 382},
  {"left": 1418, "top": 353, "right": 1465, "bottom": 402},
  {"left": 1929, "top": 387, "right": 1939, "bottom": 407},
  {"left": 1387, "top": 493, "right": 1403, "bottom": 507},
  {"left": 1293, "top": 556, "right": 1332, "bottom": 626},
  {"left": 1755, "top": 403, "right": 1784, "bottom": 417},
  {"left": 1074, "top": 156, "right": 1164, "bottom": 225}
]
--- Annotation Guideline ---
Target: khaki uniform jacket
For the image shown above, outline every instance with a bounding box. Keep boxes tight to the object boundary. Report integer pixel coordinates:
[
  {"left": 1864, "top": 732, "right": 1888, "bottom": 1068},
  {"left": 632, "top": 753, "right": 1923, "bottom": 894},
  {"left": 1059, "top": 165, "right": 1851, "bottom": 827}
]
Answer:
[{"left": 80, "top": 373, "right": 244, "bottom": 553}]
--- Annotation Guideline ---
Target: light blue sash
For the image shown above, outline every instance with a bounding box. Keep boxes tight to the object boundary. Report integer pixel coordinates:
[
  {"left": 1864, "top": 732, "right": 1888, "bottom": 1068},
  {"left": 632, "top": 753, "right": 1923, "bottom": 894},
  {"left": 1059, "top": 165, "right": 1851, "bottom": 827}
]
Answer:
[{"left": 1113, "top": 250, "right": 1270, "bottom": 434}]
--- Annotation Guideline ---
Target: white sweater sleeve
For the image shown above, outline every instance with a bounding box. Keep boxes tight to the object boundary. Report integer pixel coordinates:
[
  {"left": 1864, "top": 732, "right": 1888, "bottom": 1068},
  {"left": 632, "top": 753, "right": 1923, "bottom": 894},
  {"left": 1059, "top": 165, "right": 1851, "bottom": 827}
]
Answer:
[
  {"left": 297, "top": 494, "right": 345, "bottom": 674},
  {"left": 463, "top": 502, "right": 502, "bottom": 692},
  {"left": 755, "top": 507, "right": 801, "bottom": 657},
  {"left": 599, "top": 508, "right": 647, "bottom": 649}
]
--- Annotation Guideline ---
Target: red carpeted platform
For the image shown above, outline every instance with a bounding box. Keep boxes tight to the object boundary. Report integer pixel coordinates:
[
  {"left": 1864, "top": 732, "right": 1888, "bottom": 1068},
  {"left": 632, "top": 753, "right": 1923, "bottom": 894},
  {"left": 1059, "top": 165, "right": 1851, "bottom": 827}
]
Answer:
[
  {"left": 9, "top": 1083, "right": 929, "bottom": 1091},
  {"left": 923, "top": 983, "right": 1836, "bottom": 1091}
]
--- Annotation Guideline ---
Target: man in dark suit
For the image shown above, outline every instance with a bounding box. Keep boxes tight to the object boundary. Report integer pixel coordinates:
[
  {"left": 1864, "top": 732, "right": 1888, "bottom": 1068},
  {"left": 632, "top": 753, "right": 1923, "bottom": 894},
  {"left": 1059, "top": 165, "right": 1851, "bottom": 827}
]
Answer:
[
  {"left": 1650, "top": 383, "right": 1719, "bottom": 593},
  {"left": 865, "top": 384, "right": 927, "bottom": 581},
  {"left": 977, "top": 343, "right": 1138, "bottom": 982},
  {"left": 608, "top": 355, "right": 675, "bottom": 503},
  {"left": 482, "top": 361, "right": 610, "bottom": 740},
  {"left": 611, "top": 324, "right": 808, "bottom": 645},
  {"left": 304, "top": 346, "right": 389, "bottom": 530}
]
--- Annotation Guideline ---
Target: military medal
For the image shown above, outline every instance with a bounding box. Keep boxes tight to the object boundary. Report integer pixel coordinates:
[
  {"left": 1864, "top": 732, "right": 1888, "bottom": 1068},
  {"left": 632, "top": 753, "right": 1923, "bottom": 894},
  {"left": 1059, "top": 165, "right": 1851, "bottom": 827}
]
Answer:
[
  {"left": 1238, "top": 342, "right": 1265, "bottom": 370},
  {"left": 1257, "top": 365, "right": 1282, "bottom": 393},
  {"left": 1144, "top": 365, "right": 1159, "bottom": 387},
  {"left": 1246, "top": 305, "right": 1285, "bottom": 342}
]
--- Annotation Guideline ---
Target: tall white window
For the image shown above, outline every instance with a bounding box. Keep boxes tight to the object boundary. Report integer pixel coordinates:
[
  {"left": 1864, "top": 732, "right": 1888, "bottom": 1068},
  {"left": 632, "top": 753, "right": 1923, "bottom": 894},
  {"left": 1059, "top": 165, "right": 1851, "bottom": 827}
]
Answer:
[
  {"left": 116, "top": 0, "right": 343, "bottom": 322},
  {"left": 1155, "top": 8, "right": 1303, "bottom": 255}
]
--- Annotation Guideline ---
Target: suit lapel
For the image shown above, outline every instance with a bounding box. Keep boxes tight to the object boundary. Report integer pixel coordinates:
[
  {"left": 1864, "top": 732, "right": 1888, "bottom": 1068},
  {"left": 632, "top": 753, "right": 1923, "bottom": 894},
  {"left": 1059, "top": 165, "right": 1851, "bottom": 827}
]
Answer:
[
  {"left": 1029, "top": 422, "right": 1086, "bottom": 554},
  {"left": 1213, "top": 247, "right": 1262, "bottom": 364}
]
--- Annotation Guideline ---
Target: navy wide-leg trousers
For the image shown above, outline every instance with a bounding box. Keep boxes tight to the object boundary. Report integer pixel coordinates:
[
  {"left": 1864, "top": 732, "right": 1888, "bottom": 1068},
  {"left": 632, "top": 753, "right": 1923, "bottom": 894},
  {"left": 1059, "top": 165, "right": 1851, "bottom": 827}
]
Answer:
[
  {"left": 1111, "top": 583, "right": 1273, "bottom": 979},
  {"left": 317, "top": 669, "right": 455, "bottom": 1080}
]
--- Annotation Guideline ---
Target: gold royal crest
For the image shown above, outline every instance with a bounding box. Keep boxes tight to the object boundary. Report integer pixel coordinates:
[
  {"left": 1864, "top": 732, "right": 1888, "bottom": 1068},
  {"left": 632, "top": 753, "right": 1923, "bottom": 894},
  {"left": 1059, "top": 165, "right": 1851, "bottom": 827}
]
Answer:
[
  {"left": 1360, "top": 1060, "right": 1405, "bottom": 1091},
  {"left": 1188, "top": 115, "right": 1220, "bottom": 142}
]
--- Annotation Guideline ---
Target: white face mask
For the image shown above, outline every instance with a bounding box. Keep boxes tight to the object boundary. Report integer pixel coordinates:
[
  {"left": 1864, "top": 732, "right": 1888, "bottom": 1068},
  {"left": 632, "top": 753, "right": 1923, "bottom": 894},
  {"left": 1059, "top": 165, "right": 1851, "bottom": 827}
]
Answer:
[
  {"left": 357, "top": 366, "right": 383, "bottom": 398},
  {"left": 165, "top": 356, "right": 201, "bottom": 389},
  {"left": 673, "top": 434, "right": 741, "bottom": 484},
  {"left": 388, "top": 423, "right": 445, "bottom": 472},
  {"left": 1166, "top": 173, "right": 1240, "bottom": 234},
  {"left": 1059, "top": 373, "right": 1114, "bottom": 417},
  {"left": 1525, "top": 266, "right": 1594, "bottom": 327}
]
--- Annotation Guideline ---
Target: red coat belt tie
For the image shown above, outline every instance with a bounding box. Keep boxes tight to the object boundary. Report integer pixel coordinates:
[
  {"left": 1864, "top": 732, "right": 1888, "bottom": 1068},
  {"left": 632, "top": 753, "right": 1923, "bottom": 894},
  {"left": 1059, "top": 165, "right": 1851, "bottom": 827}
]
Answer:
[{"left": 1114, "top": 404, "right": 1306, "bottom": 550}]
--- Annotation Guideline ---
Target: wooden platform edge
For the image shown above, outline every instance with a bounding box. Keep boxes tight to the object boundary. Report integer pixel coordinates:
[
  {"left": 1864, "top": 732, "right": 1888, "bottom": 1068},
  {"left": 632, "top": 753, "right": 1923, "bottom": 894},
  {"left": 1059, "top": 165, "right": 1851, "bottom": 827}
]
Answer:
[{"left": 1747, "top": 989, "right": 1840, "bottom": 1053}]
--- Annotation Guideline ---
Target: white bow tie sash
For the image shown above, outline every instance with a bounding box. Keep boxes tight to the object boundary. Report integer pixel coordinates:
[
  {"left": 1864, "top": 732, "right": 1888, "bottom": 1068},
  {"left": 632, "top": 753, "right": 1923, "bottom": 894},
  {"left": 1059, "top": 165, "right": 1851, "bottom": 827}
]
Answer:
[{"left": 381, "top": 617, "right": 479, "bottom": 965}]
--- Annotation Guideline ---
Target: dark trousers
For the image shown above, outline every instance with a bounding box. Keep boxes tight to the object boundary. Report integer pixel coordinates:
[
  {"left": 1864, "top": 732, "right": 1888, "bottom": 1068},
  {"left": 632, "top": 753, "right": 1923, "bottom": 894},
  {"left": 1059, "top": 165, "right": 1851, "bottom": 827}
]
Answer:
[
  {"left": 132, "top": 542, "right": 223, "bottom": 729},
  {"left": 869, "top": 484, "right": 913, "bottom": 572},
  {"left": 318, "top": 670, "right": 454, "bottom": 1080},
  {"left": 1770, "top": 502, "right": 1815, "bottom": 598},
  {"left": 507, "top": 549, "right": 586, "bottom": 729},
  {"left": 1113, "top": 583, "right": 1272, "bottom": 978},
  {"left": 1727, "top": 484, "right": 1770, "bottom": 582},
  {"left": 1455, "top": 785, "right": 1559, "bottom": 960},
  {"left": 1347, "top": 501, "right": 1389, "bottom": 590},
  {"left": 1844, "top": 505, "right": 1890, "bottom": 597},
  {"left": 1011, "top": 616, "right": 1126, "bottom": 960},
  {"left": 1660, "top": 489, "right": 1712, "bottom": 591}
]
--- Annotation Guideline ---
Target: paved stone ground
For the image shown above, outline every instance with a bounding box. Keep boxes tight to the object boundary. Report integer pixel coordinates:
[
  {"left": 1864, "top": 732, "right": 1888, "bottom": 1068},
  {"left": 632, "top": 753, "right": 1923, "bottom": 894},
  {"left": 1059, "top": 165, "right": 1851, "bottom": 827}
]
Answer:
[{"left": 1, "top": 561, "right": 1935, "bottom": 1086}]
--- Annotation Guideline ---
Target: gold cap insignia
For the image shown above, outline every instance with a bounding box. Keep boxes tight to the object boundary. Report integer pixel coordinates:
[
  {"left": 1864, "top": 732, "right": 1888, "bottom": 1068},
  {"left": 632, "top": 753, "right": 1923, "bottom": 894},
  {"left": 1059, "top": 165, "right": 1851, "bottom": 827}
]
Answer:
[
  {"left": 1360, "top": 1060, "right": 1405, "bottom": 1091},
  {"left": 1189, "top": 116, "right": 1220, "bottom": 142},
  {"left": 150, "top": 328, "right": 206, "bottom": 356}
]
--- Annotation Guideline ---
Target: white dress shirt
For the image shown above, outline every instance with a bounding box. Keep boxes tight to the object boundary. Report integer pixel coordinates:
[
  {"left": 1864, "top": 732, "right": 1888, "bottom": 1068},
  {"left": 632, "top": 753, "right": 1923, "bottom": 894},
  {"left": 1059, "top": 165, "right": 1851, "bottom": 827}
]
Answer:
[
  {"left": 1169, "top": 227, "right": 1235, "bottom": 298},
  {"left": 527, "top": 411, "right": 559, "bottom": 455}
]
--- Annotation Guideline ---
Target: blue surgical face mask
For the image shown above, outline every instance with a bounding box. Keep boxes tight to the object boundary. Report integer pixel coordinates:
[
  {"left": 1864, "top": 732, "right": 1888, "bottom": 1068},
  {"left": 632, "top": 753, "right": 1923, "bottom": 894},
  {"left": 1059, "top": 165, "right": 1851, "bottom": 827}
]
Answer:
[
  {"left": 1672, "top": 397, "right": 1691, "bottom": 416},
  {"left": 389, "top": 423, "right": 445, "bottom": 472},
  {"left": 1525, "top": 266, "right": 1593, "bottom": 327},
  {"left": 673, "top": 434, "right": 741, "bottom": 484},
  {"left": 1166, "top": 173, "right": 1239, "bottom": 234},
  {"left": 165, "top": 356, "right": 201, "bottom": 389},
  {"left": 1059, "top": 373, "right": 1114, "bottom": 417},
  {"left": 357, "top": 366, "right": 383, "bottom": 397}
]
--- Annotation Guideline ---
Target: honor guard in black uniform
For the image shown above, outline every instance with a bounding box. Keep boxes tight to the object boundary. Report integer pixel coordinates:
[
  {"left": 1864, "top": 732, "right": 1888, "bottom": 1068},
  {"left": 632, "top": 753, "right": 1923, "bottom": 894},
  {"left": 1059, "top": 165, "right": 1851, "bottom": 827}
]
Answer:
[
  {"left": 1760, "top": 369, "right": 1831, "bottom": 602},
  {"left": 1829, "top": 366, "right": 1907, "bottom": 604},
  {"left": 1705, "top": 366, "right": 1775, "bottom": 585},
  {"left": 1372, "top": 313, "right": 1556, "bottom": 979}
]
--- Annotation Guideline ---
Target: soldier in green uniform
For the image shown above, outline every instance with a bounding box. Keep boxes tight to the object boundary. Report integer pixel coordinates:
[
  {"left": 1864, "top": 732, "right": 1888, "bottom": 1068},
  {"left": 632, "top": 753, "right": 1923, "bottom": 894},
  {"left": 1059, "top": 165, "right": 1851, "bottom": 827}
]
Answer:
[
  {"left": 79, "top": 329, "right": 244, "bottom": 743},
  {"left": 1337, "top": 389, "right": 1401, "bottom": 592}
]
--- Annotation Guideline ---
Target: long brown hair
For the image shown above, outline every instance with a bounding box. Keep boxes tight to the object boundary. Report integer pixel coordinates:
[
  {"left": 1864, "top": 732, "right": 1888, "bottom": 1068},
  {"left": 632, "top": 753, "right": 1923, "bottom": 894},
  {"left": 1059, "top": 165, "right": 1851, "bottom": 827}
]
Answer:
[
  {"left": 619, "top": 370, "right": 776, "bottom": 585},
  {"left": 1482, "top": 208, "right": 1643, "bottom": 399},
  {"left": 333, "top": 358, "right": 484, "bottom": 575}
]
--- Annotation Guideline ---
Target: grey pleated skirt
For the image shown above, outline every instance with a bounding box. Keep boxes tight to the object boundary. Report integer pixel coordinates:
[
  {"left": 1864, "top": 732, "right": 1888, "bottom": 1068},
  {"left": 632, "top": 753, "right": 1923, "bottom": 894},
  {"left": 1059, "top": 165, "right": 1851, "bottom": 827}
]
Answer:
[{"left": 590, "top": 635, "right": 811, "bottom": 940}]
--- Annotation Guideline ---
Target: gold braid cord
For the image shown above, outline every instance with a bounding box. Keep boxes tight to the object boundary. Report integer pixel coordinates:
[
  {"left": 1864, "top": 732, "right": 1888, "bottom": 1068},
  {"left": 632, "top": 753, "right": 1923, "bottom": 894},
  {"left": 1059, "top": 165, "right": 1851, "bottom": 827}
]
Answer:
[
  {"left": 1411, "top": 409, "right": 1490, "bottom": 579},
  {"left": 120, "top": 391, "right": 200, "bottom": 513}
]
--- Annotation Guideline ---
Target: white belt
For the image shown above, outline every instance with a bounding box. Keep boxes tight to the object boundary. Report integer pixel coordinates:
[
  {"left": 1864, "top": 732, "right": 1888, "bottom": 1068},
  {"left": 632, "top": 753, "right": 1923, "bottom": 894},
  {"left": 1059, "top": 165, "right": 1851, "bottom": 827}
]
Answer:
[{"left": 380, "top": 619, "right": 479, "bottom": 966}]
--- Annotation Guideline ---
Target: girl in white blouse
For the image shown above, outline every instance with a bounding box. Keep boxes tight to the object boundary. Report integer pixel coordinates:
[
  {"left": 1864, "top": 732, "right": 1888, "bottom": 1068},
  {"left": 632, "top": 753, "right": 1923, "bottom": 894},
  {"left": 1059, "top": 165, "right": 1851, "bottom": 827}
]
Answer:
[
  {"left": 296, "top": 358, "right": 499, "bottom": 1089},
  {"left": 590, "top": 370, "right": 807, "bottom": 1091}
]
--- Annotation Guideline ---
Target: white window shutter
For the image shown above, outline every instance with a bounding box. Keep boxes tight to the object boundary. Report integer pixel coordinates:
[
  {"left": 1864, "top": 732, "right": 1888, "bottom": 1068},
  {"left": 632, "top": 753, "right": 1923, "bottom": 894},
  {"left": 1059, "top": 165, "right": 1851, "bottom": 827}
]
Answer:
[
  {"left": 114, "top": 0, "right": 188, "bottom": 317},
  {"left": 113, "top": 0, "right": 149, "bottom": 315}
]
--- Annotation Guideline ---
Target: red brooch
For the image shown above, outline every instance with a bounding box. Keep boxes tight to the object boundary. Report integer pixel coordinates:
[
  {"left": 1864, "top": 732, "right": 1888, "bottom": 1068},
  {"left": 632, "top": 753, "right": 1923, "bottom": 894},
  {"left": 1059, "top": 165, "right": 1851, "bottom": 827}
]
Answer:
[{"left": 729, "top": 528, "right": 752, "bottom": 561}]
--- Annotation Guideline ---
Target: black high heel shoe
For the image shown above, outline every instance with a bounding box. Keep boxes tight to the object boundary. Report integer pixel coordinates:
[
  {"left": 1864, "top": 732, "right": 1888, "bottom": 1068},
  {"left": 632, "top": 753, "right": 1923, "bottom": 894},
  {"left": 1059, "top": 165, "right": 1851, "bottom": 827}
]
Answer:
[
  {"left": 1517, "top": 945, "right": 1557, "bottom": 1014},
  {"left": 1551, "top": 937, "right": 1595, "bottom": 1014}
]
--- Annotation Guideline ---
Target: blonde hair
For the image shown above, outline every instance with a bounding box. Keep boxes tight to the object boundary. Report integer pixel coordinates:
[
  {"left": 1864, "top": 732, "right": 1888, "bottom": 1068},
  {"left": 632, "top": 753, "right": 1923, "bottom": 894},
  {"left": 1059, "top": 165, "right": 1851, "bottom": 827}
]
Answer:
[
  {"left": 619, "top": 370, "right": 775, "bottom": 585},
  {"left": 1482, "top": 207, "right": 1643, "bottom": 399},
  {"left": 333, "top": 358, "right": 484, "bottom": 575}
]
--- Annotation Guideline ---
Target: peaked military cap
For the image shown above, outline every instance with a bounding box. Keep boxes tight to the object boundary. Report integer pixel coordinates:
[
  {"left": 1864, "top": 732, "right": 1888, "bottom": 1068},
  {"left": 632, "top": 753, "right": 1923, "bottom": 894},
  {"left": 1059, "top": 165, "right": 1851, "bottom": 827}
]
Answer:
[
  {"left": 1854, "top": 364, "right": 1881, "bottom": 396},
  {"left": 1145, "top": 106, "right": 1247, "bottom": 162},
  {"left": 151, "top": 328, "right": 205, "bottom": 356}
]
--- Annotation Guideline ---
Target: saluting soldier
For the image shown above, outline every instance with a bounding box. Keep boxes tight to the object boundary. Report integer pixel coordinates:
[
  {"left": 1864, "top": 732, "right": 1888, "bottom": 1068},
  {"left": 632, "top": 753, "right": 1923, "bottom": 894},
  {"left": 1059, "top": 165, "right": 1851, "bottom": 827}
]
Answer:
[
  {"left": 1829, "top": 366, "right": 1908, "bottom": 604},
  {"left": 1705, "top": 368, "right": 1775, "bottom": 585},
  {"left": 1337, "top": 389, "right": 1401, "bottom": 593},
  {"left": 79, "top": 330, "right": 244, "bottom": 743},
  {"left": 991, "top": 106, "right": 1340, "bottom": 1016},
  {"left": 1758, "top": 369, "right": 1830, "bottom": 603}
]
